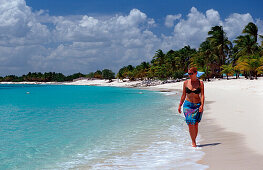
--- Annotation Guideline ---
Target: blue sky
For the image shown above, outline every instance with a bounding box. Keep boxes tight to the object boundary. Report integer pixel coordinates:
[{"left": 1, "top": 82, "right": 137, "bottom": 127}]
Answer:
[
  {"left": 26, "top": 0, "right": 263, "bottom": 35},
  {"left": 0, "top": 0, "right": 262, "bottom": 76},
  {"left": 27, "top": 0, "right": 263, "bottom": 19}
]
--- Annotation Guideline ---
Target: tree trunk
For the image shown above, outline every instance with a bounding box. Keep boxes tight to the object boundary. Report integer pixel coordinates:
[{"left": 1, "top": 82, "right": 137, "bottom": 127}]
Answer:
[
  {"left": 245, "top": 72, "right": 248, "bottom": 79},
  {"left": 249, "top": 71, "right": 253, "bottom": 80}
]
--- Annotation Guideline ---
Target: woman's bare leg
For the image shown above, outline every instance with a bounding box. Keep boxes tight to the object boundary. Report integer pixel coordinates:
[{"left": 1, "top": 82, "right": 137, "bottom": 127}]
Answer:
[
  {"left": 188, "top": 124, "right": 197, "bottom": 147},
  {"left": 194, "top": 122, "right": 199, "bottom": 145}
]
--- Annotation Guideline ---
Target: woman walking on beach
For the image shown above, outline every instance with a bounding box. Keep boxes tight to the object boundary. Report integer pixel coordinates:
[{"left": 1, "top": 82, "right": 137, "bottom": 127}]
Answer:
[{"left": 178, "top": 67, "right": 204, "bottom": 147}]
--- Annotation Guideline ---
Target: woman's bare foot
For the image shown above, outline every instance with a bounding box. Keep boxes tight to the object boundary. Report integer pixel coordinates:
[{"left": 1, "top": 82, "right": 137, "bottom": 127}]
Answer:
[{"left": 192, "top": 142, "right": 197, "bottom": 147}]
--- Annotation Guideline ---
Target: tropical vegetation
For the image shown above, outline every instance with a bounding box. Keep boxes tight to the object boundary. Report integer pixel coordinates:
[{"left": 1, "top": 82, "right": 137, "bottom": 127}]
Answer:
[{"left": 0, "top": 69, "right": 115, "bottom": 82}]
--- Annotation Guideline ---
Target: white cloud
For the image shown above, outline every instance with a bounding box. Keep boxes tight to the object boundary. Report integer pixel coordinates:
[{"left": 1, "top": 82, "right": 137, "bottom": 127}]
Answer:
[
  {"left": 255, "top": 19, "right": 263, "bottom": 45},
  {"left": 223, "top": 13, "right": 254, "bottom": 40},
  {"left": 165, "top": 14, "right": 181, "bottom": 27},
  {"left": 0, "top": 0, "right": 51, "bottom": 46},
  {"left": 0, "top": 1, "right": 262, "bottom": 76},
  {"left": 43, "top": 8, "right": 160, "bottom": 74},
  {"left": 161, "top": 7, "right": 222, "bottom": 50},
  {"left": 0, "top": 0, "right": 160, "bottom": 75}
]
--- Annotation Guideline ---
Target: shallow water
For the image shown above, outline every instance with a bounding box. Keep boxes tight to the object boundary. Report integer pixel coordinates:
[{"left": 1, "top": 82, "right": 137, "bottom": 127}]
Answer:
[{"left": 0, "top": 84, "right": 207, "bottom": 169}]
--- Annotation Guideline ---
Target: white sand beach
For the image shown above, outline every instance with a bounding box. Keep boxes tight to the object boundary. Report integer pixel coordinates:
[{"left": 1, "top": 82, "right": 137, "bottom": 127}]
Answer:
[{"left": 65, "top": 77, "right": 263, "bottom": 169}]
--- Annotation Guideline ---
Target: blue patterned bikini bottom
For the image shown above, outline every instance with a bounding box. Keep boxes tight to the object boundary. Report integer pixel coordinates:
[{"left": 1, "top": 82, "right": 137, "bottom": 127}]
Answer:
[{"left": 183, "top": 100, "right": 203, "bottom": 125}]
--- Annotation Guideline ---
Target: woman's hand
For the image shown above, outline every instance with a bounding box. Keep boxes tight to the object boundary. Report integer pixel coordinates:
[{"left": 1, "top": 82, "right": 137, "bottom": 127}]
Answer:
[
  {"left": 178, "top": 105, "right": 182, "bottom": 114},
  {"left": 199, "top": 105, "right": 204, "bottom": 112}
]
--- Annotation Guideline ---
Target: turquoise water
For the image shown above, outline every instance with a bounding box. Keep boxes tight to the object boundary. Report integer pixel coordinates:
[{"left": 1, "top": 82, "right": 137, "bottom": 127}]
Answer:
[{"left": 0, "top": 84, "right": 206, "bottom": 169}]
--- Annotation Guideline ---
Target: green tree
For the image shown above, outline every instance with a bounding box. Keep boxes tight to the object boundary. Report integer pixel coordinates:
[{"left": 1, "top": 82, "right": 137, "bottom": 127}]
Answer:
[
  {"left": 94, "top": 70, "right": 102, "bottom": 79},
  {"left": 235, "top": 55, "right": 262, "bottom": 79},
  {"left": 178, "top": 46, "right": 197, "bottom": 72},
  {"left": 117, "top": 66, "right": 127, "bottom": 80},
  {"left": 200, "top": 65, "right": 212, "bottom": 81},
  {"left": 86, "top": 72, "right": 94, "bottom": 79},
  {"left": 152, "top": 49, "right": 165, "bottom": 66},
  {"left": 164, "top": 50, "right": 178, "bottom": 78},
  {"left": 117, "top": 65, "right": 135, "bottom": 80},
  {"left": 242, "top": 22, "right": 258, "bottom": 43},
  {"left": 133, "top": 62, "right": 149, "bottom": 80},
  {"left": 173, "top": 69, "right": 185, "bottom": 79},
  {"left": 234, "top": 22, "right": 260, "bottom": 56},
  {"left": 221, "top": 64, "right": 234, "bottom": 80},
  {"left": 233, "top": 35, "right": 259, "bottom": 55},
  {"left": 256, "top": 57, "right": 263, "bottom": 74},
  {"left": 102, "top": 69, "right": 115, "bottom": 80},
  {"left": 207, "top": 26, "right": 231, "bottom": 75},
  {"left": 192, "top": 40, "right": 216, "bottom": 79}
]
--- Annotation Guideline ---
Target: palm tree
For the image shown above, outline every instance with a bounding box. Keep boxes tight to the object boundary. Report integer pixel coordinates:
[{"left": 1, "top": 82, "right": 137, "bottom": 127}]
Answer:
[
  {"left": 233, "top": 35, "right": 259, "bottom": 55},
  {"left": 199, "top": 40, "right": 217, "bottom": 77},
  {"left": 232, "top": 23, "right": 261, "bottom": 79},
  {"left": 207, "top": 26, "right": 231, "bottom": 76},
  {"left": 232, "top": 63, "right": 241, "bottom": 79},
  {"left": 178, "top": 46, "right": 196, "bottom": 71},
  {"left": 152, "top": 49, "right": 165, "bottom": 66},
  {"left": 140, "top": 61, "right": 150, "bottom": 70},
  {"left": 221, "top": 64, "right": 234, "bottom": 80},
  {"left": 234, "top": 22, "right": 260, "bottom": 56},
  {"left": 134, "top": 62, "right": 150, "bottom": 80},
  {"left": 201, "top": 65, "right": 212, "bottom": 81},
  {"left": 164, "top": 50, "right": 179, "bottom": 78},
  {"left": 256, "top": 57, "right": 263, "bottom": 74},
  {"left": 242, "top": 22, "right": 258, "bottom": 43},
  {"left": 117, "top": 65, "right": 134, "bottom": 80},
  {"left": 165, "top": 50, "right": 176, "bottom": 72},
  {"left": 190, "top": 40, "right": 218, "bottom": 80},
  {"left": 235, "top": 55, "right": 262, "bottom": 79}
]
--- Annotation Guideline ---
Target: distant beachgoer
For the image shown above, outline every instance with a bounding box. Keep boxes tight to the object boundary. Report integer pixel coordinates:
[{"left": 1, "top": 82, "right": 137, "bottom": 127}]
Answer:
[{"left": 178, "top": 67, "right": 204, "bottom": 147}]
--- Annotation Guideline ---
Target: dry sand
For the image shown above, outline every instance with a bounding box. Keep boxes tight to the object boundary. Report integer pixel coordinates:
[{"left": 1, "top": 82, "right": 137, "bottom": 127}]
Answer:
[{"left": 198, "top": 78, "right": 263, "bottom": 169}]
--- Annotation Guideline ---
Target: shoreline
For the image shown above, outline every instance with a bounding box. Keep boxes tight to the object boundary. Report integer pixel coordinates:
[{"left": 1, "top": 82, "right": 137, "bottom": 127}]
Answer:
[
  {"left": 2, "top": 77, "right": 263, "bottom": 169},
  {"left": 120, "top": 77, "right": 263, "bottom": 169},
  {"left": 147, "top": 78, "right": 263, "bottom": 169}
]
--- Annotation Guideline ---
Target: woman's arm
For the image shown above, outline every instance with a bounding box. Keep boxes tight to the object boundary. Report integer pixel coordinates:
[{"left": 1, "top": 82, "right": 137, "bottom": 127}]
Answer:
[
  {"left": 178, "top": 81, "right": 186, "bottom": 113},
  {"left": 199, "top": 80, "right": 205, "bottom": 112}
]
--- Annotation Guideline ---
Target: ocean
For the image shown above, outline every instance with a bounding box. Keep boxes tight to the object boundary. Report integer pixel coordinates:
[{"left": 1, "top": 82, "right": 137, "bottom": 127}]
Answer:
[{"left": 0, "top": 84, "right": 207, "bottom": 169}]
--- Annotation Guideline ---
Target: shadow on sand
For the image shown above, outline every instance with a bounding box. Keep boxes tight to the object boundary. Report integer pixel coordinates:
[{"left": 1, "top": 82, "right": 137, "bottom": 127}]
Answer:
[
  {"left": 205, "top": 101, "right": 216, "bottom": 105},
  {"left": 197, "top": 142, "right": 221, "bottom": 147}
]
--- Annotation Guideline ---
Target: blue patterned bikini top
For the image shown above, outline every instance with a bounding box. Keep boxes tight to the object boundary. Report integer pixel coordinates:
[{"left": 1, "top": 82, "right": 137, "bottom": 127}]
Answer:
[{"left": 185, "top": 80, "right": 201, "bottom": 94}]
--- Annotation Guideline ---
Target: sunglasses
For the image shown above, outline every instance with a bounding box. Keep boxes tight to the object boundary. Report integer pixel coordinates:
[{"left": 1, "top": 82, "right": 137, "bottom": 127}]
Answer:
[{"left": 188, "top": 73, "right": 194, "bottom": 75}]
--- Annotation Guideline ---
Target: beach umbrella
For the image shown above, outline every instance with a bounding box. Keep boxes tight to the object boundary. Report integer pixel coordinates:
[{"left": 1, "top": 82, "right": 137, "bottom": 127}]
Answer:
[
  {"left": 197, "top": 71, "right": 205, "bottom": 77},
  {"left": 184, "top": 71, "right": 205, "bottom": 78}
]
